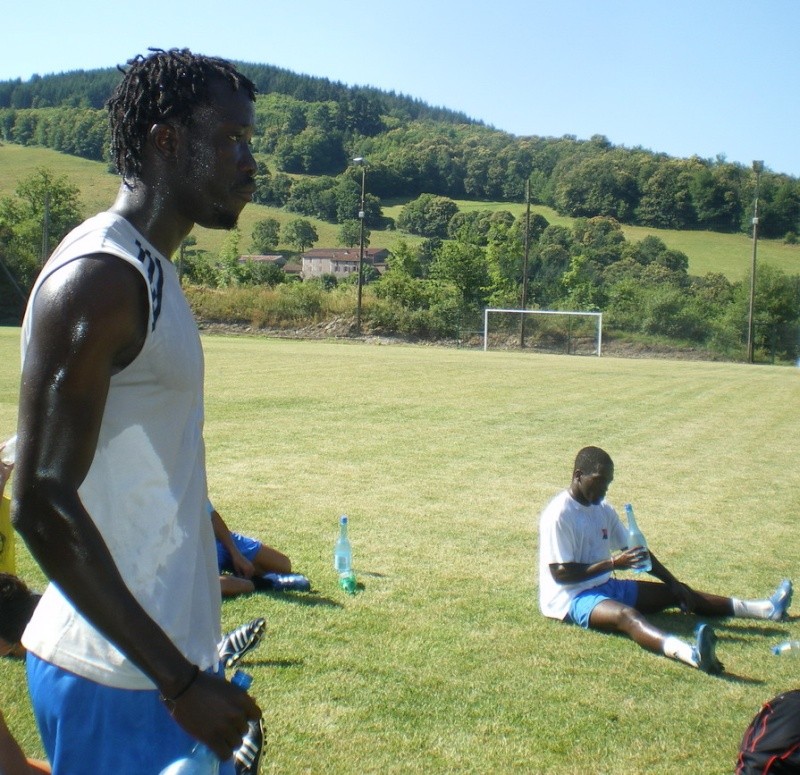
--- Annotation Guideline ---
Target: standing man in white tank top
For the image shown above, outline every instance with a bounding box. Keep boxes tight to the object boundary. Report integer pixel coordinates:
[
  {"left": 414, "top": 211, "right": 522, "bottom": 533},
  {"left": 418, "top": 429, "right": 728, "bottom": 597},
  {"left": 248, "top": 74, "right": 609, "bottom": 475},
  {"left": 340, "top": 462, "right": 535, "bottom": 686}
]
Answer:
[{"left": 11, "top": 49, "right": 261, "bottom": 774}]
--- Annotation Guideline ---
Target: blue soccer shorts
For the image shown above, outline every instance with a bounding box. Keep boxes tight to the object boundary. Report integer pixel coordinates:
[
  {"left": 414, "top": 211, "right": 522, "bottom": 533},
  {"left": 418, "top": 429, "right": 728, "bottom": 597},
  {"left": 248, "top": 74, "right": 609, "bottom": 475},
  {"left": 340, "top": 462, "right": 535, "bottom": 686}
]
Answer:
[
  {"left": 216, "top": 531, "right": 262, "bottom": 572},
  {"left": 567, "top": 578, "right": 639, "bottom": 628},
  {"left": 27, "top": 653, "right": 235, "bottom": 775}
]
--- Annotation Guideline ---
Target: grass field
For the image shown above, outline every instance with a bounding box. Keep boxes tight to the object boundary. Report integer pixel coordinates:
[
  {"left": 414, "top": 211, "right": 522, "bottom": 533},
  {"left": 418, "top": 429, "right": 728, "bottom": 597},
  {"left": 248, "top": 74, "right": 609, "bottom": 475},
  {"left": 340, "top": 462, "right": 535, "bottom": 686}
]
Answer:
[
  {"left": 3, "top": 143, "right": 799, "bottom": 282},
  {"left": 1, "top": 326, "right": 798, "bottom": 773}
]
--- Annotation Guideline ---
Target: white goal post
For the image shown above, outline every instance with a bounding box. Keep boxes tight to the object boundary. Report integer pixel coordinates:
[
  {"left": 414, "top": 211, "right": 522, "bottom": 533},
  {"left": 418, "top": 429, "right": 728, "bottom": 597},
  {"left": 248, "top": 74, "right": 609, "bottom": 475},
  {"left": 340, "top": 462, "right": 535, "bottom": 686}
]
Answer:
[{"left": 483, "top": 308, "right": 603, "bottom": 356}]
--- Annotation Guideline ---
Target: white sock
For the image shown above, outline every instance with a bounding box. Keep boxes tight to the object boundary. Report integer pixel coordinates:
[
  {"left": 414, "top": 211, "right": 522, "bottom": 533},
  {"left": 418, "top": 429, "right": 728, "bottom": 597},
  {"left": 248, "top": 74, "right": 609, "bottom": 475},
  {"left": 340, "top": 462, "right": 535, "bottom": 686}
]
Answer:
[
  {"left": 731, "top": 597, "right": 772, "bottom": 619},
  {"left": 663, "top": 635, "right": 696, "bottom": 666}
]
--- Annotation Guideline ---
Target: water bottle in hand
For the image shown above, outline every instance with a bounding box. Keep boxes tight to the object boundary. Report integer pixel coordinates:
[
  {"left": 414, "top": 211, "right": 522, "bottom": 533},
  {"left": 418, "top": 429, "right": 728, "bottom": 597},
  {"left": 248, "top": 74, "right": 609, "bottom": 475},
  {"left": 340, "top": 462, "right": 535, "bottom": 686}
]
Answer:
[
  {"left": 159, "top": 742, "right": 219, "bottom": 775},
  {"left": 159, "top": 671, "right": 252, "bottom": 774},
  {"left": 624, "top": 503, "right": 652, "bottom": 573}
]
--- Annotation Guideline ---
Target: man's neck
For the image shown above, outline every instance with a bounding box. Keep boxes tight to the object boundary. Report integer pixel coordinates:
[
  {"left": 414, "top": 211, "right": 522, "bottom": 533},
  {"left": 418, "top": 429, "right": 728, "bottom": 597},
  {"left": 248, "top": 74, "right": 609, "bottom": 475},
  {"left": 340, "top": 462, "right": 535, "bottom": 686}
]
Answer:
[{"left": 108, "top": 180, "right": 193, "bottom": 260}]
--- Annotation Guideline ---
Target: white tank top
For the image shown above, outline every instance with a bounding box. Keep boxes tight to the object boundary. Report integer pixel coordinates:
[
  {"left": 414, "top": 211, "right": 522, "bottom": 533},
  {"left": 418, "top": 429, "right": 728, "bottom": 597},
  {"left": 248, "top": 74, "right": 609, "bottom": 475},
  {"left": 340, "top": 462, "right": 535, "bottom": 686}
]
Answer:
[{"left": 20, "top": 212, "right": 220, "bottom": 689}]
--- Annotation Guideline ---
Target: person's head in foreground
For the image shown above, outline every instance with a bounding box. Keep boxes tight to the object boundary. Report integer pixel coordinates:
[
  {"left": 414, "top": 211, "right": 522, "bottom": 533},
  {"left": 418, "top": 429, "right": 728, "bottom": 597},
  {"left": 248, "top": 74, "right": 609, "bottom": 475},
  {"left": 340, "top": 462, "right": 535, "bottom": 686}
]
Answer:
[
  {"left": 0, "top": 573, "right": 38, "bottom": 658},
  {"left": 107, "top": 47, "right": 258, "bottom": 232}
]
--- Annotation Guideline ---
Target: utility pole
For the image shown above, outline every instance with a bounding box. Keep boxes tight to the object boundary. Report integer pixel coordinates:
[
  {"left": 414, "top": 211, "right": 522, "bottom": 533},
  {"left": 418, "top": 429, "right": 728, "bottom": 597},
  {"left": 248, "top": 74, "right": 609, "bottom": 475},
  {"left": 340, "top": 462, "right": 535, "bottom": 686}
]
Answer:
[
  {"left": 41, "top": 190, "right": 50, "bottom": 263},
  {"left": 746, "top": 160, "right": 764, "bottom": 363},
  {"left": 519, "top": 178, "right": 531, "bottom": 347},
  {"left": 353, "top": 157, "right": 367, "bottom": 334}
]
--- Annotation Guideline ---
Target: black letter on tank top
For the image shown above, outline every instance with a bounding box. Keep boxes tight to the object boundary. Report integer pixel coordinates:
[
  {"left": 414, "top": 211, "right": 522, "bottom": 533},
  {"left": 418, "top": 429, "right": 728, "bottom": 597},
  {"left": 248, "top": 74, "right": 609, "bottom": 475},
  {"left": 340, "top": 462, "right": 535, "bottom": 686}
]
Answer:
[{"left": 135, "top": 241, "right": 164, "bottom": 331}]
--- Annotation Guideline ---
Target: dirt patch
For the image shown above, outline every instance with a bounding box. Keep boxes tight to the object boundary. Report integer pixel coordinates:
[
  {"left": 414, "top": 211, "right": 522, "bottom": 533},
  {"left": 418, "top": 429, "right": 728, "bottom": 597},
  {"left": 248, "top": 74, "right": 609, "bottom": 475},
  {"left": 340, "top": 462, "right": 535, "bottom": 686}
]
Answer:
[{"left": 197, "top": 316, "right": 727, "bottom": 361}]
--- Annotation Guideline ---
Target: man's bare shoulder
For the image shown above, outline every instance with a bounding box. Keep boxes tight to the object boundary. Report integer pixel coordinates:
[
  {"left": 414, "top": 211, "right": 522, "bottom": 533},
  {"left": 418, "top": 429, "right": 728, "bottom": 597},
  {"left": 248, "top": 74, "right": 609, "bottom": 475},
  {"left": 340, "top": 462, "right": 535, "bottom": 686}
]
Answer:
[{"left": 31, "top": 253, "right": 149, "bottom": 370}]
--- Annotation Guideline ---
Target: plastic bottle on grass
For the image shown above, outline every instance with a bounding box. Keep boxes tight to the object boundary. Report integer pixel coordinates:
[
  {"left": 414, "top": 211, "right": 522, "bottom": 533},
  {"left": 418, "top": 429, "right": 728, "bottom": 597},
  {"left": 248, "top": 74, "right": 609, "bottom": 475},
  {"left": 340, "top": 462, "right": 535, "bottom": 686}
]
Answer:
[
  {"left": 772, "top": 640, "right": 800, "bottom": 656},
  {"left": 334, "top": 514, "right": 352, "bottom": 574},
  {"left": 624, "top": 503, "right": 652, "bottom": 573},
  {"left": 159, "top": 670, "right": 252, "bottom": 774}
]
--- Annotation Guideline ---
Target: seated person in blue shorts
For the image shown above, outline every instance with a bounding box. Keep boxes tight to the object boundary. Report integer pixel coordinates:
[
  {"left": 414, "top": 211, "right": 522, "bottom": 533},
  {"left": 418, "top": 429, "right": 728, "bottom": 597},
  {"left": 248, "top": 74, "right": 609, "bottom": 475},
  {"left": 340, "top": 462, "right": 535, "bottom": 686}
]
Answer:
[
  {"left": 209, "top": 501, "right": 294, "bottom": 597},
  {"left": 538, "top": 446, "right": 792, "bottom": 674}
]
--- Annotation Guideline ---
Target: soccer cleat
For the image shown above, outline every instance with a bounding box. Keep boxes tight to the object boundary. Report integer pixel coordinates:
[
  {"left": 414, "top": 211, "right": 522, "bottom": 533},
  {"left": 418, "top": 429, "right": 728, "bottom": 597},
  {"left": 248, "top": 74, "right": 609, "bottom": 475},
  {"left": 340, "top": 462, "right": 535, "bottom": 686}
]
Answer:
[
  {"left": 251, "top": 573, "right": 311, "bottom": 592},
  {"left": 218, "top": 618, "right": 266, "bottom": 669},
  {"left": 234, "top": 718, "right": 265, "bottom": 775},
  {"left": 768, "top": 579, "right": 793, "bottom": 621},
  {"left": 692, "top": 623, "right": 723, "bottom": 674}
]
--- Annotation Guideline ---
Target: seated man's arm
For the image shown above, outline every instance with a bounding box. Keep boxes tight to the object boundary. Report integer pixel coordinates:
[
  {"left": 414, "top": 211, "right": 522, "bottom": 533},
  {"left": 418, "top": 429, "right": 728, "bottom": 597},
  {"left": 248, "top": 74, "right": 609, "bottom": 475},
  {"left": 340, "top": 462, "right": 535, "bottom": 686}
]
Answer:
[
  {"left": 549, "top": 560, "right": 613, "bottom": 584},
  {"left": 550, "top": 544, "right": 646, "bottom": 583}
]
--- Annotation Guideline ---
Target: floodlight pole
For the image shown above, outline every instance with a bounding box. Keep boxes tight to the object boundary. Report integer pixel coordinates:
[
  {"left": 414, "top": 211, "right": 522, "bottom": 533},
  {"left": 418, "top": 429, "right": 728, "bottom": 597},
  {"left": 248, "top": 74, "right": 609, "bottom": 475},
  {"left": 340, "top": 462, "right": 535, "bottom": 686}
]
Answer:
[
  {"left": 520, "top": 177, "right": 531, "bottom": 348},
  {"left": 353, "top": 157, "right": 366, "bottom": 334},
  {"left": 746, "top": 160, "right": 764, "bottom": 364}
]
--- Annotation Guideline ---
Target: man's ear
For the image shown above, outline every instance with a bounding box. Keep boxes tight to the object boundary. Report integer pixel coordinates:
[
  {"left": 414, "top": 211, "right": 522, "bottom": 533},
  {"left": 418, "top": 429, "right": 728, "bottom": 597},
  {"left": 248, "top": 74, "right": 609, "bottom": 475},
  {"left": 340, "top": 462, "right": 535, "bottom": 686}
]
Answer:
[{"left": 149, "top": 122, "right": 179, "bottom": 161}]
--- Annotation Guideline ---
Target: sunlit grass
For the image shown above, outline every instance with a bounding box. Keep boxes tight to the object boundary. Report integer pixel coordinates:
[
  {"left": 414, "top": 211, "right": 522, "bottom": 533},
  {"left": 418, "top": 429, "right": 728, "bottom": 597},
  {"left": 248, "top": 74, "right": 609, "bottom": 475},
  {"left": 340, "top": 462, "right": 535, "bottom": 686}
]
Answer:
[{"left": 2, "top": 327, "right": 798, "bottom": 772}]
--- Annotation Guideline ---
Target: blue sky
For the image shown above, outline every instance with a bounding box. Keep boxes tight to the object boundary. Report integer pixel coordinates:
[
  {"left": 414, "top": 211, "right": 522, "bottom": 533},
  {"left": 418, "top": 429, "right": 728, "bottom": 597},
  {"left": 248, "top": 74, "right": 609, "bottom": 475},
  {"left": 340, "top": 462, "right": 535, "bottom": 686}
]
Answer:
[{"left": 2, "top": 0, "right": 798, "bottom": 177}]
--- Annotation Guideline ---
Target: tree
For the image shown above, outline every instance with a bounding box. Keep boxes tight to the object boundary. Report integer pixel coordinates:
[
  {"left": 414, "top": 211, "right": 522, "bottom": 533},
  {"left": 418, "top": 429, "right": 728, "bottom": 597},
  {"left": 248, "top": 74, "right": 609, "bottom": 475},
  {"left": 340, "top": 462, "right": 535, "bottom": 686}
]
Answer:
[
  {"left": 250, "top": 218, "right": 281, "bottom": 253},
  {"left": 0, "top": 167, "right": 81, "bottom": 288},
  {"left": 238, "top": 259, "right": 286, "bottom": 287},
  {"left": 689, "top": 164, "right": 745, "bottom": 232},
  {"left": 216, "top": 229, "right": 242, "bottom": 287},
  {"left": 338, "top": 219, "right": 370, "bottom": 248},
  {"left": 636, "top": 159, "right": 698, "bottom": 229},
  {"left": 282, "top": 219, "right": 318, "bottom": 253},
  {"left": 554, "top": 153, "right": 640, "bottom": 222},
  {"left": 397, "top": 194, "right": 459, "bottom": 238},
  {"left": 430, "top": 240, "right": 490, "bottom": 308}
]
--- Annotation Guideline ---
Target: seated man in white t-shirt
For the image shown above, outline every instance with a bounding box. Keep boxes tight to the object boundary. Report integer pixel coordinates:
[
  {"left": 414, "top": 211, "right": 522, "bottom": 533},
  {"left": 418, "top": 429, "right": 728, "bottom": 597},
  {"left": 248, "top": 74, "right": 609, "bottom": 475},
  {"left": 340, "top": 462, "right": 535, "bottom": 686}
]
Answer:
[{"left": 538, "top": 446, "right": 792, "bottom": 674}]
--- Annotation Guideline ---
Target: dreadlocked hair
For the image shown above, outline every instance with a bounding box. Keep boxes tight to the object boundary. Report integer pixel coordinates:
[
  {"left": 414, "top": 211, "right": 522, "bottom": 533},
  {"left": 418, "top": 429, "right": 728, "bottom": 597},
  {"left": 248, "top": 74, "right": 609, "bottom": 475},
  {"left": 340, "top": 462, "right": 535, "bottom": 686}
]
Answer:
[{"left": 106, "top": 48, "right": 257, "bottom": 179}]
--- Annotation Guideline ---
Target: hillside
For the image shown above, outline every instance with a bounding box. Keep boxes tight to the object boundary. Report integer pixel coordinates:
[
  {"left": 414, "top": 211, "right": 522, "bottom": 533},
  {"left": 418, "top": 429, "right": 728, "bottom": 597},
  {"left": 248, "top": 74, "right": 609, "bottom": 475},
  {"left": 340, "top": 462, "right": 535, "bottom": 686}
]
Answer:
[
  {"left": 1, "top": 63, "right": 798, "bottom": 243},
  {"left": 0, "top": 62, "right": 480, "bottom": 125},
  {"left": 2, "top": 143, "right": 798, "bottom": 282}
]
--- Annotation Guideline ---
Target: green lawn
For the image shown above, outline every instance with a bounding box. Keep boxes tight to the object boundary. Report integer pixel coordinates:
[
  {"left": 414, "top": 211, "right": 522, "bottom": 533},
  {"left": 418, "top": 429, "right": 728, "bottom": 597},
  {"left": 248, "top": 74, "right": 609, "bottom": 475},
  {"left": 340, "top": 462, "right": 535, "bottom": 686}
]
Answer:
[
  {"left": 1, "top": 327, "right": 798, "bottom": 773},
  {"left": 3, "top": 143, "right": 798, "bottom": 281}
]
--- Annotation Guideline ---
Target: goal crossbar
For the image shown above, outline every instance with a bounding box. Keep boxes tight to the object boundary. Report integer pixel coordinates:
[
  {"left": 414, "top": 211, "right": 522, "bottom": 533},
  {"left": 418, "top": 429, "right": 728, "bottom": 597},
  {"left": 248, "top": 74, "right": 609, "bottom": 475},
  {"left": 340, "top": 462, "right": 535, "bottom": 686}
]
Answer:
[{"left": 483, "top": 308, "right": 603, "bottom": 356}]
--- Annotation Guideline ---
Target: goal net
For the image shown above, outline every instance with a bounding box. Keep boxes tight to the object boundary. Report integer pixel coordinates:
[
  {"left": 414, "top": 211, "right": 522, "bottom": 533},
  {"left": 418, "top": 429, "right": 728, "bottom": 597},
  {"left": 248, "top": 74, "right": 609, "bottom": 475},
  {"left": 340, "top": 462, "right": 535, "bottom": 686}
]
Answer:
[{"left": 483, "top": 308, "right": 603, "bottom": 356}]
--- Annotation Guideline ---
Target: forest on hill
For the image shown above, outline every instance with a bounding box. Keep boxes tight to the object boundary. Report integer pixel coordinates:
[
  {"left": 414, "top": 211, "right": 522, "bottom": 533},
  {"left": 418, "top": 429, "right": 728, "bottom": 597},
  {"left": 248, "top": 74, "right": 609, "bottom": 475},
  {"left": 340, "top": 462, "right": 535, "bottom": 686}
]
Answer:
[
  {"left": 1, "top": 62, "right": 799, "bottom": 363},
  {"left": 2, "top": 62, "right": 799, "bottom": 239}
]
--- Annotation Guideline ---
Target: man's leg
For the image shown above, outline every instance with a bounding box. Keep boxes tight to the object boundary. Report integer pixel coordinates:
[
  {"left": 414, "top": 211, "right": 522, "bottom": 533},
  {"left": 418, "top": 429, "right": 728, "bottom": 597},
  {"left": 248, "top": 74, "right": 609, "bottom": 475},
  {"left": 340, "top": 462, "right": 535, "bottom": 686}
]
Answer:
[
  {"left": 589, "top": 599, "right": 667, "bottom": 652},
  {"left": 251, "top": 544, "right": 291, "bottom": 576},
  {"left": 634, "top": 578, "right": 792, "bottom": 620},
  {"left": 220, "top": 575, "right": 255, "bottom": 597},
  {"left": 634, "top": 580, "right": 733, "bottom": 617},
  {"left": 575, "top": 582, "right": 723, "bottom": 673}
]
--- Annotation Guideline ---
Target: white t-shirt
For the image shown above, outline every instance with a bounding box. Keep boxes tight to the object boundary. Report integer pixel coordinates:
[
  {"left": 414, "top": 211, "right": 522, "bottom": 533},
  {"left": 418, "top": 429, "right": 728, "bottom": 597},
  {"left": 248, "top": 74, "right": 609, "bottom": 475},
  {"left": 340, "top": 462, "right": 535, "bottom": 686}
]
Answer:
[
  {"left": 20, "top": 212, "right": 220, "bottom": 689},
  {"left": 538, "top": 489, "right": 628, "bottom": 620}
]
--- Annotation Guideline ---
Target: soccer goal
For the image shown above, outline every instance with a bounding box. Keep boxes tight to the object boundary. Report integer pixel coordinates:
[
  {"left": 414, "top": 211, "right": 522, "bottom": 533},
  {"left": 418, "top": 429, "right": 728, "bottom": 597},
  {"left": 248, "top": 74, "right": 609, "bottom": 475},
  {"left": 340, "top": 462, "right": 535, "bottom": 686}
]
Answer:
[{"left": 483, "top": 308, "right": 603, "bottom": 356}]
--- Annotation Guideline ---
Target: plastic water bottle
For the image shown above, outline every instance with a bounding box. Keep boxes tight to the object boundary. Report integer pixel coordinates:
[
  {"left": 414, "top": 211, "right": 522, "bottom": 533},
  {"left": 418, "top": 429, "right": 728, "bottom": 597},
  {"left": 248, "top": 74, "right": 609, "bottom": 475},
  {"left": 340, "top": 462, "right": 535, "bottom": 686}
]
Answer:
[
  {"left": 334, "top": 515, "right": 352, "bottom": 574},
  {"left": 159, "top": 741, "right": 219, "bottom": 775},
  {"left": 772, "top": 640, "right": 800, "bottom": 656},
  {"left": 624, "top": 503, "right": 652, "bottom": 573},
  {"left": 159, "top": 670, "right": 252, "bottom": 774},
  {"left": 1, "top": 435, "right": 16, "bottom": 465}
]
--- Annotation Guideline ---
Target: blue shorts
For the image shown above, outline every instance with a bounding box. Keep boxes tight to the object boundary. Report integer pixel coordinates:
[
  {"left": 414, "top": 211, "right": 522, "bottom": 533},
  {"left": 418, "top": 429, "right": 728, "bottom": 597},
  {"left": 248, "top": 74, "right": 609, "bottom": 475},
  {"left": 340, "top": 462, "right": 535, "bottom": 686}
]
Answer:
[
  {"left": 567, "top": 578, "right": 639, "bottom": 629},
  {"left": 216, "top": 532, "right": 262, "bottom": 573},
  {"left": 27, "top": 653, "right": 235, "bottom": 775}
]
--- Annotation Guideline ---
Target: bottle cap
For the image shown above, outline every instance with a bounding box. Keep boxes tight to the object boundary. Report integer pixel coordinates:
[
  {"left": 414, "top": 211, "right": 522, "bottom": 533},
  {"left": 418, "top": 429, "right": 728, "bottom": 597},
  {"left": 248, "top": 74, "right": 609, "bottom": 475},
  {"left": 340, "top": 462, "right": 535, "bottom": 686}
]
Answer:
[{"left": 340, "top": 514, "right": 348, "bottom": 525}]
